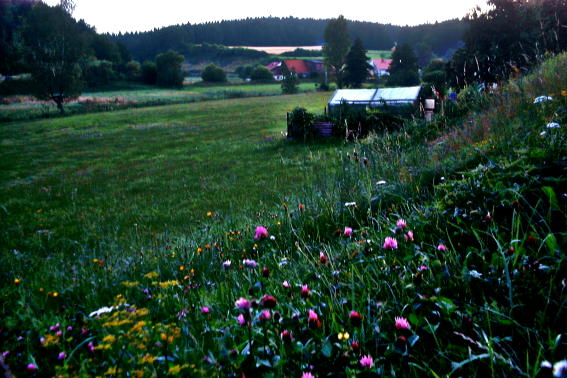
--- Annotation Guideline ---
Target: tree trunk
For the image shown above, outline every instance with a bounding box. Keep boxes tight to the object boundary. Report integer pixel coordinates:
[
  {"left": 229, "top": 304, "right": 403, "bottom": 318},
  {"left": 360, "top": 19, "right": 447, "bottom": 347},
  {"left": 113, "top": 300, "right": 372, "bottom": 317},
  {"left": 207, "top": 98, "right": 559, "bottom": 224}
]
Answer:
[{"left": 53, "top": 95, "right": 65, "bottom": 114}]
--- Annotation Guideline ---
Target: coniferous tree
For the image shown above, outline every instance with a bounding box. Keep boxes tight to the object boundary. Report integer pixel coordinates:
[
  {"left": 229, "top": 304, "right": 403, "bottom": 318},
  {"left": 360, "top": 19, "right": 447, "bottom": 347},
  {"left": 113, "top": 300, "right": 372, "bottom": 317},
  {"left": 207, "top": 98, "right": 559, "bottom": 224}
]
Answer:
[
  {"left": 344, "top": 37, "right": 372, "bottom": 88},
  {"left": 387, "top": 43, "right": 419, "bottom": 86},
  {"left": 323, "top": 15, "right": 351, "bottom": 89}
]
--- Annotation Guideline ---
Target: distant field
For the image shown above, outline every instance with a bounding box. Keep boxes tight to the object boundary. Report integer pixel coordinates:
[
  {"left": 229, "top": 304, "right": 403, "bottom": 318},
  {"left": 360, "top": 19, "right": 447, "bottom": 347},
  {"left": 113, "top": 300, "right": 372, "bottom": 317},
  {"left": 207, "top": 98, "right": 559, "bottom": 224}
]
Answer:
[
  {"left": 272, "top": 49, "right": 392, "bottom": 60},
  {"left": 232, "top": 45, "right": 322, "bottom": 54},
  {"left": 0, "top": 92, "right": 337, "bottom": 249},
  {"left": 0, "top": 82, "right": 321, "bottom": 121}
]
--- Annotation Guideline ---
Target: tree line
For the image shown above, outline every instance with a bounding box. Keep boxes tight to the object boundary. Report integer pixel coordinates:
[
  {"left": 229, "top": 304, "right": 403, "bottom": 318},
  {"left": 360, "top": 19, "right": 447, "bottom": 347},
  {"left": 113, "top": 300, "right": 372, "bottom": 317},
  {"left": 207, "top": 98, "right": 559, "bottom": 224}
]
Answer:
[{"left": 112, "top": 17, "right": 467, "bottom": 62}]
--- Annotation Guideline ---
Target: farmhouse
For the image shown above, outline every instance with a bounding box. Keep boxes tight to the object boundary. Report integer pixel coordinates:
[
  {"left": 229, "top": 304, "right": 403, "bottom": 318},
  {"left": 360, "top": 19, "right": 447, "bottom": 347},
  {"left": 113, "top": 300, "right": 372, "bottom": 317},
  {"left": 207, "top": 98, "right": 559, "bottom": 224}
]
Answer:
[
  {"left": 266, "top": 59, "right": 324, "bottom": 80},
  {"left": 370, "top": 58, "right": 392, "bottom": 77}
]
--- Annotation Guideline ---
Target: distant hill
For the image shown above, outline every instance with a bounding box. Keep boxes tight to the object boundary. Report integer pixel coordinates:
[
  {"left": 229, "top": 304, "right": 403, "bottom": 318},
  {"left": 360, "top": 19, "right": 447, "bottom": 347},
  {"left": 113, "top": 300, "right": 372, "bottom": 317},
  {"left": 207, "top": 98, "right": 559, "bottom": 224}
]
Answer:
[{"left": 112, "top": 17, "right": 468, "bottom": 64}]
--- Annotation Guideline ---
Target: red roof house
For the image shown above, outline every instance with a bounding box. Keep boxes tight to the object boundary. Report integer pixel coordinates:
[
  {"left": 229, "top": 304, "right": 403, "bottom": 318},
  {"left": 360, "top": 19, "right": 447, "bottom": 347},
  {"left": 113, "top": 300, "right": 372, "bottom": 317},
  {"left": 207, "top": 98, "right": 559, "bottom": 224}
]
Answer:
[{"left": 371, "top": 59, "right": 393, "bottom": 77}]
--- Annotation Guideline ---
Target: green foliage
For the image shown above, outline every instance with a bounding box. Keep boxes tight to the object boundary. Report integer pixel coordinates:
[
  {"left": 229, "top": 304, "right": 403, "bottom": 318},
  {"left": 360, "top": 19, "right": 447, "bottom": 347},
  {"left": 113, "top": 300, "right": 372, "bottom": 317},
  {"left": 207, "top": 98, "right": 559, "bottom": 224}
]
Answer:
[
  {"left": 249, "top": 65, "right": 273, "bottom": 82},
  {"left": 235, "top": 65, "right": 254, "bottom": 80},
  {"left": 82, "top": 59, "right": 116, "bottom": 88},
  {"left": 387, "top": 43, "right": 419, "bottom": 86},
  {"left": 344, "top": 37, "right": 372, "bottom": 88},
  {"left": 448, "top": 0, "right": 567, "bottom": 86},
  {"left": 21, "top": 3, "right": 86, "bottom": 113},
  {"left": 287, "top": 106, "right": 315, "bottom": 139},
  {"left": 422, "top": 58, "right": 447, "bottom": 97},
  {"left": 155, "top": 50, "right": 185, "bottom": 88},
  {"left": 323, "top": 15, "right": 351, "bottom": 89},
  {"left": 141, "top": 60, "right": 157, "bottom": 85},
  {"left": 124, "top": 60, "right": 141, "bottom": 82},
  {"left": 281, "top": 71, "right": 299, "bottom": 95},
  {"left": 201, "top": 63, "right": 227, "bottom": 83}
]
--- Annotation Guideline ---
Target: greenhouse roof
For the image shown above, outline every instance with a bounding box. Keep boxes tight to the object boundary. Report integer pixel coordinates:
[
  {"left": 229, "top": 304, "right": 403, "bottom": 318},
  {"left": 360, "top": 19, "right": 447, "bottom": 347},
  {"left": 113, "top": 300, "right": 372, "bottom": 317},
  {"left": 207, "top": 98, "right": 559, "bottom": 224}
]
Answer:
[{"left": 328, "top": 86, "right": 421, "bottom": 106}]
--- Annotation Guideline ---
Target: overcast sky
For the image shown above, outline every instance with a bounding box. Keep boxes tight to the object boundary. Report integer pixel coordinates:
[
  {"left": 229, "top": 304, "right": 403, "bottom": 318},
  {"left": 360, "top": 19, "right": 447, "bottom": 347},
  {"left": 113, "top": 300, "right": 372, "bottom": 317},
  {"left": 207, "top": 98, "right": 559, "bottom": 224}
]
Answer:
[{"left": 44, "top": 0, "right": 489, "bottom": 34}]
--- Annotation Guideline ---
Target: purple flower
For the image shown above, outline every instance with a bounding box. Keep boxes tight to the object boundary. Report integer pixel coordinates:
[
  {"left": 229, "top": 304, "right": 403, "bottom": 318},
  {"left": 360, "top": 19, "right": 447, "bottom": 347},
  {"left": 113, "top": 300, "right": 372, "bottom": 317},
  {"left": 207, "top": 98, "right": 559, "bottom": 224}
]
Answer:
[
  {"left": 383, "top": 237, "right": 398, "bottom": 249},
  {"left": 243, "top": 259, "right": 258, "bottom": 268},
  {"left": 237, "top": 314, "right": 246, "bottom": 326},
  {"left": 280, "top": 330, "right": 293, "bottom": 343},
  {"left": 259, "top": 310, "right": 271, "bottom": 321},
  {"left": 343, "top": 227, "right": 353, "bottom": 237},
  {"left": 201, "top": 307, "right": 210, "bottom": 313},
  {"left": 437, "top": 244, "right": 447, "bottom": 251},
  {"left": 396, "top": 219, "right": 407, "bottom": 229},
  {"left": 254, "top": 226, "right": 268, "bottom": 240},
  {"left": 360, "top": 354, "right": 374, "bottom": 369},
  {"left": 26, "top": 364, "right": 37, "bottom": 371},
  {"left": 405, "top": 230, "right": 414, "bottom": 241},
  {"left": 395, "top": 316, "right": 411, "bottom": 330},
  {"left": 300, "top": 284, "right": 311, "bottom": 298},
  {"left": 58, "top": 352, "right": 67, "bottom": 360},
  {"left": 282, "top": 280, "right": 291, "bottom": 288},
  {"left": 222, "top": 260, "right": 231, "bottom": 268},
  {"left": 301, "top": 373, "right": 315, "bottom": 378},
  {"left": 235, "top": 297, "right": 251, "bottom": 310}
]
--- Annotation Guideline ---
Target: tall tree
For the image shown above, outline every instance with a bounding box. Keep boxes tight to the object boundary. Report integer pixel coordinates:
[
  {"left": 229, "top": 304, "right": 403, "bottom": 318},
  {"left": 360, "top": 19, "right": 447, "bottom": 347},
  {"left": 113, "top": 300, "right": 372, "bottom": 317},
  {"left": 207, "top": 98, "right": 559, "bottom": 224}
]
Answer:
[
  {"left": 155, "top": 50, "right": 185, "bottom": 88},
  {"left": 22, "top": 3, "right": 86, "bottom": 113},
  {"left": 323, "top": 15, "right": 351, "bottom": 88},
  {"left": 344, "top": 37, "right": 372, "bottom": 88},
  {"left": 387, "top": 43, "right": 419, "bottom": 86},
  {"left": 0, "top": 0, "right": 34, "bottom": 77},
  {"left": 448, "top": 0, "right": 567, "bottom": 87}
]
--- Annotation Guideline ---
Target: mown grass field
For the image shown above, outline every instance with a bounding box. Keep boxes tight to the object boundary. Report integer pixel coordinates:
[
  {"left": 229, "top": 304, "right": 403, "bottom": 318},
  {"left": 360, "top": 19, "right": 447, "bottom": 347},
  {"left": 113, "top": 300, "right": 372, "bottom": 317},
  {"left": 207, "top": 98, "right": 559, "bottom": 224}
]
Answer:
[{"left": 0, "top": 92, "right": 336, "bottom": 251}]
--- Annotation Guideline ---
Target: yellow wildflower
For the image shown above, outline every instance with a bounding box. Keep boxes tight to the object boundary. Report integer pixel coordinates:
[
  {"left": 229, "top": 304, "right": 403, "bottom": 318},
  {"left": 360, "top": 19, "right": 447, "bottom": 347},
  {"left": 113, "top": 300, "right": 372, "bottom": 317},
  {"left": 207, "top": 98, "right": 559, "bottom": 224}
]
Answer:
[
  {"left": 121, "top": 281, "right": 139, "bottom": 288},
  {"left": 338, "top": 332, "right": 350, "bottom": 341},
  {"left": 14, "top": 278, "right": 21, "bottom": 285},
  {"left": 139, "top": 353, "right": 157, "bottom": 364},
  {"left": 206, "top": 211, "right": 212, "bottom": 217},
  {"left": 104, "top": 367, "right": 117, "bottom": 376},
  {"left": 168, "top": 365, "right": 182, "bottom": 375},
  {"left": 179, "top": 266, "right": 184, "bottom": 271},
  {"left": 52, "top": 292, "right": 59, "bottom": 297},
  {"left": 197, "top": 247, "right": 203, "bottom": 254},
  {"left": 95, "top": 343, "right": 112, "bottom": 350},
  {"left": 102, "top": 335, "right": 116, "bottom": 344},
  {"left": 102, "top": 319, "right": 132, "bottom": 327},
  {"left": 132, "top": 370, "right": 144, "bottom": 378},
  {"left": 156, "top": 280, "right": 180, "bottom": 289},
  {"left": 129, "top": 321, "right": 147, "bottom": 334},
  {"left": 144, "top": 271, "right": 159, "bottom": 279}
]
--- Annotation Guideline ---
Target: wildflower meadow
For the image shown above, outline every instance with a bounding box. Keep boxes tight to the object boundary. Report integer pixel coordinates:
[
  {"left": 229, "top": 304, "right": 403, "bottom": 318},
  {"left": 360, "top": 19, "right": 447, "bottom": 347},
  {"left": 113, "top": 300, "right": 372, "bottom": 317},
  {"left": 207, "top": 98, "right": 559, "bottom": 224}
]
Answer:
[{"left": 0, "top": 54, "right": 566, "bottom": 377}]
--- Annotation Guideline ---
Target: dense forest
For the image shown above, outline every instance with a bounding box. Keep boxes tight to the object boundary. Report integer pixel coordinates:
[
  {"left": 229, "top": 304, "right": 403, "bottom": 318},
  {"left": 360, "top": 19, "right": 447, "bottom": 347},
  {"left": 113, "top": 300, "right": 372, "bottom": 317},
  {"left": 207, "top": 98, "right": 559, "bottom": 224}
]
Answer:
[{"left": 112, "top": 17, "right": 468, "bottom": 62}]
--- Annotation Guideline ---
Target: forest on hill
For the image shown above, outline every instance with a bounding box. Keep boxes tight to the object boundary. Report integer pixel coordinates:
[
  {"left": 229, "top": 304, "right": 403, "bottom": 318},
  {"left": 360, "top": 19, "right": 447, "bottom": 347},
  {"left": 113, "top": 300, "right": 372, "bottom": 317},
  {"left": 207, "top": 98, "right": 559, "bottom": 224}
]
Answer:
[{"left": 112, "top": 17, "right": 467, "bottom": 62}]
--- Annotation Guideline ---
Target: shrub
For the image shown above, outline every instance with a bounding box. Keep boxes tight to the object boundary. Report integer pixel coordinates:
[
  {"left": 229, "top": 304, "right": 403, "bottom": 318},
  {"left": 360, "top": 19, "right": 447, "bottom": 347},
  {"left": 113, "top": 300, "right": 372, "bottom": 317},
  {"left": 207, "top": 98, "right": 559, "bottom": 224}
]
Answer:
[
  {"left": 201, "top": 64, "right": 227, "bottom": 83},
  {"left": 141, "top": 60, "right": 157, "bottom": 85},
  {"left": 249, "top": 65, "right": 274, "bottom": 82},
  {"left": 155, "top": 50, "right": 185, "bottom": 88}
]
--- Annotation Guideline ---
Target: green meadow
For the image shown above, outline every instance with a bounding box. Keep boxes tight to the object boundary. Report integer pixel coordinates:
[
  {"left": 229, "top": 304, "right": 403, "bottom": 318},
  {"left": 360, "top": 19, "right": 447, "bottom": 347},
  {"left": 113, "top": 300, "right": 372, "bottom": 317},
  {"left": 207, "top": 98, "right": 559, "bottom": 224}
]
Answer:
[{"left": 1, "top": 92, "right": 336, "bottom": 249}]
